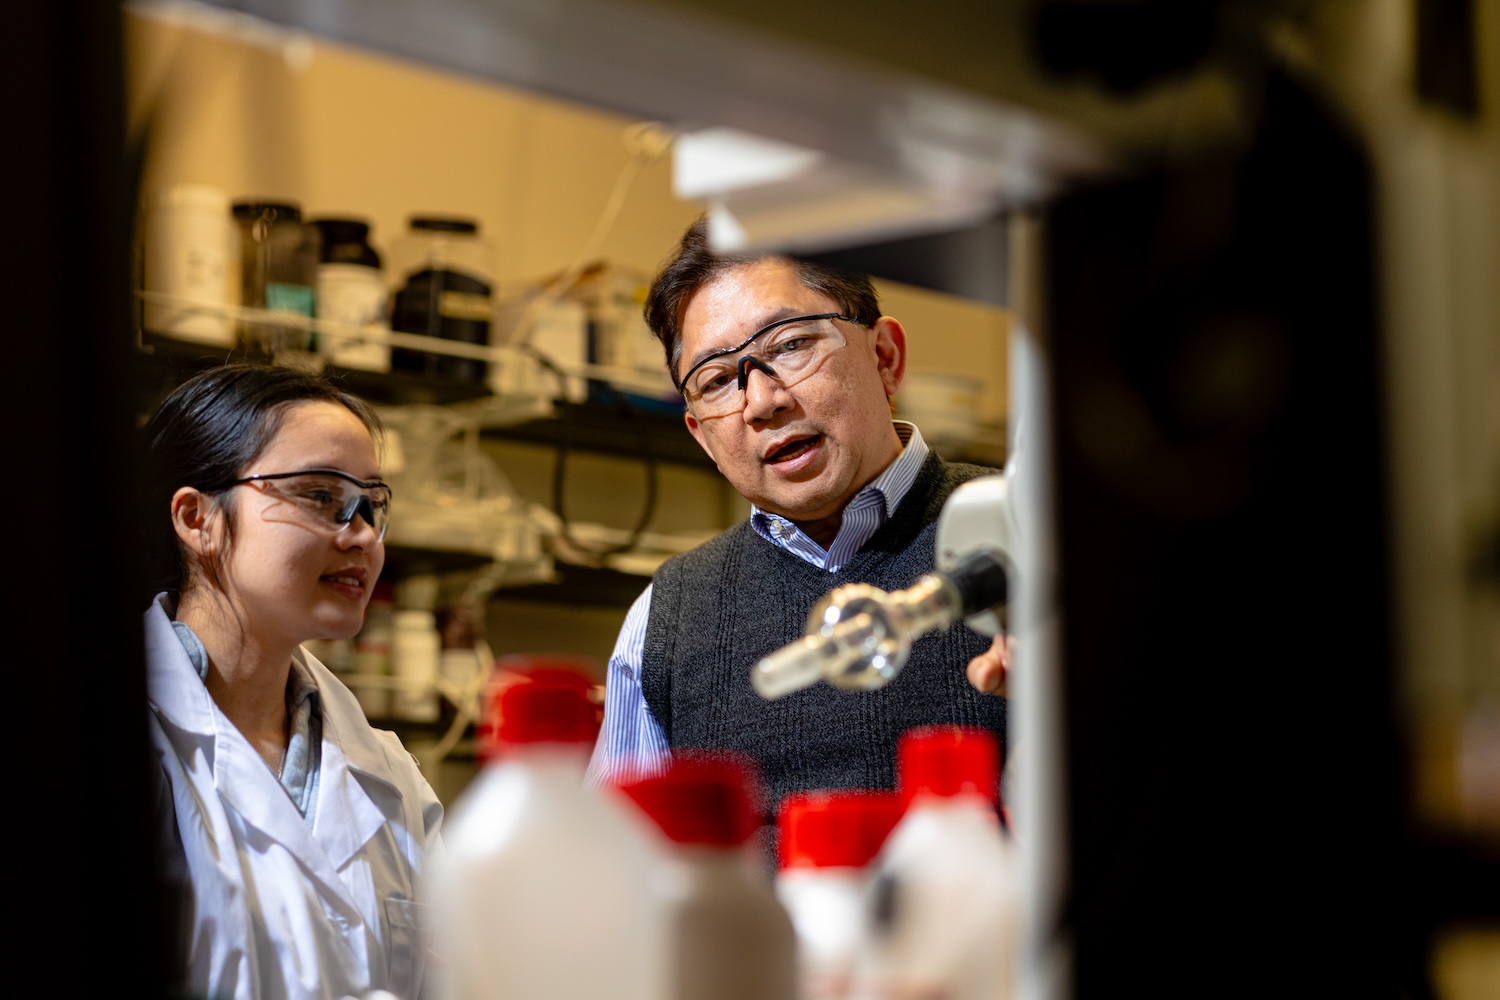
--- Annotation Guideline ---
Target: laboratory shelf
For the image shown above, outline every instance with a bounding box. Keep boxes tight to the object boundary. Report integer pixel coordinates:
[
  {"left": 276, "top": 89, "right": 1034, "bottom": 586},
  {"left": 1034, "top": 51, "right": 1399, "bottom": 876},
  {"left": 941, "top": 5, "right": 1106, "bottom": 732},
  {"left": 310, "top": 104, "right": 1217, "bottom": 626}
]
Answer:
[
  {"left": 133, "top": 330, "right": 493, "bottom": 409},
  {"left": 479, "top": 391, "right": 1006, "bottom": 471},
  {"left": 480, "top": 397, "right": 711, "bottom": 469}
]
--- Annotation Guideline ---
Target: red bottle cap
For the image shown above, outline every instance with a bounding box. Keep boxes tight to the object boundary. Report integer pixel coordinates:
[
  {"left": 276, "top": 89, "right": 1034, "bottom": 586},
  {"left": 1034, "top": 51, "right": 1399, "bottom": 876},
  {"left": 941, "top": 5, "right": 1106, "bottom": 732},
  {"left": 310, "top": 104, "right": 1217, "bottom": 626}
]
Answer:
[
  {"left": 475, "top": 657, "right": 600, "bottom": 761},
  {"left": 777, "top": 790, "right": 906, "bottom": 870},
  {"left": 897, "top": 725, "right": 1001, "bottom": 805},
  {"left": 616, "top": 752, "right": 763, "bottom": 847}
]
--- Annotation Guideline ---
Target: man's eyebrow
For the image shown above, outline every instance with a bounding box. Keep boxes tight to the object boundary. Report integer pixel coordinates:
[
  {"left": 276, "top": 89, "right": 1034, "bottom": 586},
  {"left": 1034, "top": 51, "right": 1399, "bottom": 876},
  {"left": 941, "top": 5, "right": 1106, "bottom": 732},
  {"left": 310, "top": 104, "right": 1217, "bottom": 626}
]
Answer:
[{"left": 683, "top": 307, "right": 805, "bottom": 371}]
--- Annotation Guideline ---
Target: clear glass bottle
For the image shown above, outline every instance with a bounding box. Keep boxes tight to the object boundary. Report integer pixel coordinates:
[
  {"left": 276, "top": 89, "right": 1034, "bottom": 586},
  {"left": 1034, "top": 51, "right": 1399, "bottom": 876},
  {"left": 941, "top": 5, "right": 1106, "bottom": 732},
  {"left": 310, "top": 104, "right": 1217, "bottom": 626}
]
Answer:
[{"left": 232, "top": 200, "right": 320, "bottom": 354}]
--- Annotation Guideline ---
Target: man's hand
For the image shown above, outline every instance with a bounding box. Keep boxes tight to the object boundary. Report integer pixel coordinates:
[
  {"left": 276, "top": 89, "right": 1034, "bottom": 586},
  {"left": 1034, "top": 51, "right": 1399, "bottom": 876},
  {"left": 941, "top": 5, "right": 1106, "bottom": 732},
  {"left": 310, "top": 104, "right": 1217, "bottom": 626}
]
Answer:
[{"left": 966, "top": 634, "right": 1011, "bottom": 696}]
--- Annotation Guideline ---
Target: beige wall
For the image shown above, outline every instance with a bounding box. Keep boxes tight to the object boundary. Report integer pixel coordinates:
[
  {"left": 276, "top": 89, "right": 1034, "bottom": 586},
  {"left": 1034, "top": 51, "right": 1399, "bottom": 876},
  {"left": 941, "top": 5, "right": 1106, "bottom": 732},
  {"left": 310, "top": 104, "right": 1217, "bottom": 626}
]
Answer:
[
  {"left": 127, "top": 8, "right": 700, "bottom": 286},
  {"left": 879, "top": 278, "right": 1010, "bottom": 434}
]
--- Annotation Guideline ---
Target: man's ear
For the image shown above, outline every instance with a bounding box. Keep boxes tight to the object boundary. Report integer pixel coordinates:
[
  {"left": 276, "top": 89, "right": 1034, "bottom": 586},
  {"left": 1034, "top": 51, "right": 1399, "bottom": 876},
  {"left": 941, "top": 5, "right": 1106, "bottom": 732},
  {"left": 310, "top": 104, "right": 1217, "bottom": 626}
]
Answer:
[
  {"left": 170, "top": 487, "right": 220, "bottom": 558},
  {"left": 683, "top": 411, "right": 721, "bottom": 473},
  {"left": 871, "top": 316, "right": 908, "bottom": 397}
]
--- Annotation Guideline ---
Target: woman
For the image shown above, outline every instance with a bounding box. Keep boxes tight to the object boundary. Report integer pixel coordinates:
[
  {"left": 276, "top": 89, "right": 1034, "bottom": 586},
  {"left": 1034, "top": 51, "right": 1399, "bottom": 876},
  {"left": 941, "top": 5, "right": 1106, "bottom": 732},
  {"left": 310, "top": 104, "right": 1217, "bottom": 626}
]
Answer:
[{"left": 143, "top": 363, "right": 441, "bottom": 1000}]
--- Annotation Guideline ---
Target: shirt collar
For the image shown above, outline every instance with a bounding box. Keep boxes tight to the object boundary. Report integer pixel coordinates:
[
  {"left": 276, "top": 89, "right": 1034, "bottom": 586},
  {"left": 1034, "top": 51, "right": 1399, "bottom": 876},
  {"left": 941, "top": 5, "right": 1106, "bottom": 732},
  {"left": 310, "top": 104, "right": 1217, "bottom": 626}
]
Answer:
[
  {"left": 750, "top": 421, "right": 929, "bottom": 556},
  {"left": 861, "top": 420, "right": 926, "bottom": 519},
  {"left": 170, "top": 618, "right": 320, "bottom": 711}
]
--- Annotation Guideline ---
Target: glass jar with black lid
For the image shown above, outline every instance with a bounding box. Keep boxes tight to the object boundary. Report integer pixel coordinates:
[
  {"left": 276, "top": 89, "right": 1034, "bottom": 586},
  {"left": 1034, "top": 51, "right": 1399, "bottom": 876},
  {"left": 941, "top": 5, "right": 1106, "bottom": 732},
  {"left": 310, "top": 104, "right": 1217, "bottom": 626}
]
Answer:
[{"left": 390, "top": 216, "right": 495, "bottom": 384}]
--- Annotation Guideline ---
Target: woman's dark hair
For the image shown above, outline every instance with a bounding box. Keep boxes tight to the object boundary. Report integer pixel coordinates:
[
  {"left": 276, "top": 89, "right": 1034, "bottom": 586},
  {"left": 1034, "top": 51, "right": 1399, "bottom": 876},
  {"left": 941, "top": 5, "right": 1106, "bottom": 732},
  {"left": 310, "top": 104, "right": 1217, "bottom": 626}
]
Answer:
[
  {"left": 644, "top": 215, "right": 882, "bottom": 383},
  {"left": 141, "top": 362, "right": 381, "bottom": 602}
]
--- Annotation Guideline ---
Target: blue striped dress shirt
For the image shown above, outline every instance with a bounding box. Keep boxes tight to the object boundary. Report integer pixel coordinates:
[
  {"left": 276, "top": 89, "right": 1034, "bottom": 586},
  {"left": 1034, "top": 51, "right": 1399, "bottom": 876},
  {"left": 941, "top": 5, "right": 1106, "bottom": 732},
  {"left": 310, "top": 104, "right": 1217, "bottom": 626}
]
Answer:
[{"left": 586, "top": 422, "right": 929, "bottom": 787}]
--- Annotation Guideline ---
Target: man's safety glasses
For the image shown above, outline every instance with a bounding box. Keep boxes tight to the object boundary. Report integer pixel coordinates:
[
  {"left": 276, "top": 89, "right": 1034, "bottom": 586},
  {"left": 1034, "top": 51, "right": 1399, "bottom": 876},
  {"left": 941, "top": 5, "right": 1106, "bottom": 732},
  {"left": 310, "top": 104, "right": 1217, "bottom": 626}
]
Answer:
[
  {"left": 675, "top": 313, "right": 859, "bottom": 419},
  {"left": 218, "top": 469, "right": 393, "bottom": 541}
]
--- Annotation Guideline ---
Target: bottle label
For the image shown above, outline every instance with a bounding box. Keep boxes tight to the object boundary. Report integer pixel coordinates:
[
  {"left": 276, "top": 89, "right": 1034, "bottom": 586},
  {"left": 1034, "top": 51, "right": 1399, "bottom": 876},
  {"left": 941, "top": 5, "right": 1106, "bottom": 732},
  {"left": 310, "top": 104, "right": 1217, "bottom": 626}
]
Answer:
[
  {"left": 318, "top": 267, "right": 388, "bottom": 327},
  {"left": 439, "top": 290, "right": 491, "bottom": 322},
  {"left": 266, "top": 282, "right": 316, "bottom": 317}
]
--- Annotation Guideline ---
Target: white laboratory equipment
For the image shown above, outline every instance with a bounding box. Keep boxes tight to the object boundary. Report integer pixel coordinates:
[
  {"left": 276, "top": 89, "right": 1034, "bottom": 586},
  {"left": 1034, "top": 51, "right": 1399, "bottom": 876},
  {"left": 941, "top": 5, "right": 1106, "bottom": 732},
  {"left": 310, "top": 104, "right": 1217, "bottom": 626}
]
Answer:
[
  {"left": 390, "top": 609, "right": 441, "bottom": 723},
  {"left": 752, "top": 472, "right": 1017, "bottom": 699}
]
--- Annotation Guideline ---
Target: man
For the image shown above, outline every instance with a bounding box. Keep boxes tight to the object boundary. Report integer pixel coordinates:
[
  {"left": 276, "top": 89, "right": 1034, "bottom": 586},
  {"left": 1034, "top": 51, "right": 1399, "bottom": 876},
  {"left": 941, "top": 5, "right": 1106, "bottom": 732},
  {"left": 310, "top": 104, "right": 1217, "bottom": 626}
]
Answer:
[{"left": 587, "top": 218, "right": 1010, "bottom": 809}]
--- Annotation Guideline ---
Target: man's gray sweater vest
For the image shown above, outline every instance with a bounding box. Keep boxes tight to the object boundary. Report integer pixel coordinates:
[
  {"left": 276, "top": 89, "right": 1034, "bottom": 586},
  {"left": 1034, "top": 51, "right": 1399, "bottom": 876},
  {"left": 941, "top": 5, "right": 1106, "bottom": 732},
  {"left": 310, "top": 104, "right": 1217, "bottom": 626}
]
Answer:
[{"left": 641, "top": 452, "right": 1007, "bottom": 814}]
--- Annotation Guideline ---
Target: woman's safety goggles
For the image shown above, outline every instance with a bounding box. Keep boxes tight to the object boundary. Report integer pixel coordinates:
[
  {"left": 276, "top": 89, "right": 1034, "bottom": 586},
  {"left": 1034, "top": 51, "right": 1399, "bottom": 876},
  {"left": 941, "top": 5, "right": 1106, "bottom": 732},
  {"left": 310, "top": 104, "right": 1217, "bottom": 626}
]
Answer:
[
  {"left": 219, "top": 469, "right": 392, "bottom": 541},
  {"left": 675, "top": 313, "right": 859, "bottom": 419}
]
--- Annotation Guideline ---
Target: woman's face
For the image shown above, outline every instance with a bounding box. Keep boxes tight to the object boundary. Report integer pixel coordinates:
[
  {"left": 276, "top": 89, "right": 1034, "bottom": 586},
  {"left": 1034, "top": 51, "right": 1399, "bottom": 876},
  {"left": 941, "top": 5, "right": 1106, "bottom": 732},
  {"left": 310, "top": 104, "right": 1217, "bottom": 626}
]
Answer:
[{"left": 211, "top": 401, "right": 385, "bottom": 648}]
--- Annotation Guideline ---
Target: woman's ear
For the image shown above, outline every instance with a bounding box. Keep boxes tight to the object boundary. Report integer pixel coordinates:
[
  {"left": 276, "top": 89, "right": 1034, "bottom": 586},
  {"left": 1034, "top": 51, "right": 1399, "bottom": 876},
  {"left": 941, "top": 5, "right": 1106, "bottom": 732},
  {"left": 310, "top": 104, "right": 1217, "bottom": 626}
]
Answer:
[{"left": 170, "top": 487, "right": 220, "bottom": 559}]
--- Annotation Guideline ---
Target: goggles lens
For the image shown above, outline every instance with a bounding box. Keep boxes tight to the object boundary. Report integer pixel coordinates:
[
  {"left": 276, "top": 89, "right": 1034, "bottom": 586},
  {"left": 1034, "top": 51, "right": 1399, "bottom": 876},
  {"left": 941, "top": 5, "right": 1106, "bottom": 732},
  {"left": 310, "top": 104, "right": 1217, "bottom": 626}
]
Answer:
[
  {"left": 680, "top": 315, "right": 850, "bottom": 418},
  {"left": 232, "top": 470, "right": 392, "bottom": 540}
]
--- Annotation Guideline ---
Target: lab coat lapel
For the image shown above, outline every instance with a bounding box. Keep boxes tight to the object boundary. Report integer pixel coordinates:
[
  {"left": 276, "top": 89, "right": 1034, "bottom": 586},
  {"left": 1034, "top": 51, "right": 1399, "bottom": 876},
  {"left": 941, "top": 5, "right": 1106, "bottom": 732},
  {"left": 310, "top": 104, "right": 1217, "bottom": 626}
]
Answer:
[
  {"left": 313, "top": 732, "right": 394, "bottom": 871},
  {"left": 210, "top": 734, "right": 350, "bottom": 889},
  {"left": 211, "top": 722, "right": 373, "bottom": 921},
  {"left": 309, "top": 654, "right": 402, "bottom": 871}
]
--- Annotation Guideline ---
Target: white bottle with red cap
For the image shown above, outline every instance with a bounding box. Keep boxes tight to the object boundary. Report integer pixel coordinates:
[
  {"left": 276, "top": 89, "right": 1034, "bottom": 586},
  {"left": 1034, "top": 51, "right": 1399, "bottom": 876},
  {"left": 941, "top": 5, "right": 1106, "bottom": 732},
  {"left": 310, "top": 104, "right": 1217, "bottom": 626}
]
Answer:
[
  {"left": 775, "top": 790, "right": 905, "bottom": 1000},
  {"left": 849, "top": 725, "right": 1022, "bottom": 1000},
  {"left": 617, "top": 753, "right": 798, "bottom": 1000},
  {"left": 426, "top": 663, "right": 664, "bottom": 1000}
]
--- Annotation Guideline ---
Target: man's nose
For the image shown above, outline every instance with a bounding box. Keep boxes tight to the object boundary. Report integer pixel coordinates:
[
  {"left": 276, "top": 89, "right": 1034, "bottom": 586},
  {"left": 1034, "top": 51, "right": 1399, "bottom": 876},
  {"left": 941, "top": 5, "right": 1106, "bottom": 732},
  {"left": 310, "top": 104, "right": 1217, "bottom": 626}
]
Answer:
[{"left": 739, "top": 357, "right": 789, "bottom": 421}]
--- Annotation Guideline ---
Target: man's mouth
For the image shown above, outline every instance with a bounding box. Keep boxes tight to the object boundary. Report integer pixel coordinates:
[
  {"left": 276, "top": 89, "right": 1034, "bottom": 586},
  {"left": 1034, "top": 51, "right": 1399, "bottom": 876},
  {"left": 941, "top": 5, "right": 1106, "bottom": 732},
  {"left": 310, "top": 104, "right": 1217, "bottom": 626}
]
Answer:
[
  {"left": 765, "top": 435, "right": 821, "bottom": 464},
  {"left": 322, "top": 573, "right": 366, "bottom": 589}
]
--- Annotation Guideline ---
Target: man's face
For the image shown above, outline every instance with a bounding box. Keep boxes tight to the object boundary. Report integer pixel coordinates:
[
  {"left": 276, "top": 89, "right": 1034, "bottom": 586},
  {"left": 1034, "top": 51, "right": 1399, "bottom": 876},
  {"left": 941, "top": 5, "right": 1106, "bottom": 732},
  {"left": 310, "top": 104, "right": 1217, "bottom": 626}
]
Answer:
[{"left": 679, "top": 260, "right": 907, "bottom": 524}]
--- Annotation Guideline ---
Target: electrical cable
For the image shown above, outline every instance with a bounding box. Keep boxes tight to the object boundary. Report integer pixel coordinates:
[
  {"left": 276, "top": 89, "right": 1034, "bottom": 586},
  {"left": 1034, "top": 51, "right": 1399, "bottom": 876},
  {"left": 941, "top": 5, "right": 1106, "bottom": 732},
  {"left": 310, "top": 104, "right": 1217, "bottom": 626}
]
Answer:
[
  {"left": 551, "top": 374, "right": 660, "bottom": 564},
  {"left": 502, "top": 122, "right": 674, "bottom": 564},
  {"left": 521, "top": 346, "right": 661, "bottom": 564}
]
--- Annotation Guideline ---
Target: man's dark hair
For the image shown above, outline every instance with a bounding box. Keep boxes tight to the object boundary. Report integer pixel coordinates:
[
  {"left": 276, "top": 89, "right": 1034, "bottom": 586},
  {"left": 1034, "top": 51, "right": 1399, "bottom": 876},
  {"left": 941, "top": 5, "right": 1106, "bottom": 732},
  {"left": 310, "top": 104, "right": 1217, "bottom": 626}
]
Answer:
[{"left": 644, "top": 216, "right": 882, "bottom": 383}]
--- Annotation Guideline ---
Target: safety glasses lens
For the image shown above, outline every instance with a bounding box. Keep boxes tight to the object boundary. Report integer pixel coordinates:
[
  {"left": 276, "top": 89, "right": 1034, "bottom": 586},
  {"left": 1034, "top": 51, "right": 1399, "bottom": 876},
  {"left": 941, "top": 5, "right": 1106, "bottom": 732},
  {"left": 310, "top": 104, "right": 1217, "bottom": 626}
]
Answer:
[
  {"left": 336, "top": 493, "right": 389, "bottom": 538},
  {"left": 267, "top": 473, "right": 389, "bottom": 539},
  {"left": 685, "top": 318, "right": 845, "bottom": 416}
]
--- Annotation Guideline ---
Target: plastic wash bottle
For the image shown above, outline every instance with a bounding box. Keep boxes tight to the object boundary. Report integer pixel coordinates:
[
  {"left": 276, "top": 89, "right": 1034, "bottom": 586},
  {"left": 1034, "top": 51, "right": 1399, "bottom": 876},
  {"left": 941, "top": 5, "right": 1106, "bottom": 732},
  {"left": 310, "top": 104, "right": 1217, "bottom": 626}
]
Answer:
[
  {"left": 776, "top": 790, "right": 906, "bottom": 999},
  {"left": 850, "top": 725, "right": 1022, "bottom": 1000},
  {"left": 425, "top": 665, "right": 664, "bottom": 1000},
  {"left": 617, "top": 752, "right": 799, "bottom": 1000}
]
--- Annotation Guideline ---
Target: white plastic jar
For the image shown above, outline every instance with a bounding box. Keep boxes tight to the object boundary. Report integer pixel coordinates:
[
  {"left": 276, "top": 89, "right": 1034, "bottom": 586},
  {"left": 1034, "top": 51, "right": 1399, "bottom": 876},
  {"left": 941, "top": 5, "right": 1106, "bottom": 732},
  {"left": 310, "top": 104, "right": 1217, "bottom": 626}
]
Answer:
[
  {"left": 619, "top": 754, "right": 799, "bottom": 1000},
  {"left": 775, "top": 790, "right": 905, "bottom": 1000},
  {"left": 141, "top": 183, "right": 232, "bottom": 345},
  {"left": 850, "top": 726, "right": 1022, "bottom": 1000},
  {"left": 428, "top": 666, "right": 665, "bottom": 1000},
  {"left": 391, "top": 608, "right": 440, "bottom": 723}
]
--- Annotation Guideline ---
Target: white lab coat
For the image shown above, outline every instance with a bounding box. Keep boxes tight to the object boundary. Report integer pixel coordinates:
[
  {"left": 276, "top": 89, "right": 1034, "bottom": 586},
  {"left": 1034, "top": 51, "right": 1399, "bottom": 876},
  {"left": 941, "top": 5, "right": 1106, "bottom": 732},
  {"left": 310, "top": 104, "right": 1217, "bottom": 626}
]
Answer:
[{"left": 145, "top": 595, "right": 444, "bottom": 1000}]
